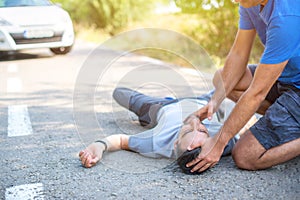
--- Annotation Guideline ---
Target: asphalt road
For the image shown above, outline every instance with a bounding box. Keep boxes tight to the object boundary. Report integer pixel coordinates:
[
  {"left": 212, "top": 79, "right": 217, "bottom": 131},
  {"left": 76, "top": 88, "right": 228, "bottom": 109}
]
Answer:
[{"left": 0, "top": 40, "right": 299, "bottom": 200}]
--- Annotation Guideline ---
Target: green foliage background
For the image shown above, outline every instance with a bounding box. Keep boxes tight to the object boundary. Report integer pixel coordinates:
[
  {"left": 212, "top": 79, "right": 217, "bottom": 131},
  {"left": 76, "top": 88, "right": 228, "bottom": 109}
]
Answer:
[
  {"left": 52, "top": 0, "right": 157, "bottom": 35},
  {"left": 52, "top": 0, "right": 263, "bottom": 66}
]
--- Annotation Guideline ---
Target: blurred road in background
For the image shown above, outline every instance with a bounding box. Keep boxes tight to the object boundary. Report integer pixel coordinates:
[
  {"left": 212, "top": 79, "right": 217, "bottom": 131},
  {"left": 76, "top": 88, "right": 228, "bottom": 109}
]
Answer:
[{"left": 0, "top": 40, "right": 299, "bottom": 199}]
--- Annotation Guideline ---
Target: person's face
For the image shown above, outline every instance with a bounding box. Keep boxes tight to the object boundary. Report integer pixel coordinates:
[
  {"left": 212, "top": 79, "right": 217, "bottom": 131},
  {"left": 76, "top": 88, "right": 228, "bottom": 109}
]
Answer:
[
  {"left": 174, "top": 118, "right": 209, "bottom": 157},
  {"left": 232, "top": 0, "right": 268, "bottom": 8}
]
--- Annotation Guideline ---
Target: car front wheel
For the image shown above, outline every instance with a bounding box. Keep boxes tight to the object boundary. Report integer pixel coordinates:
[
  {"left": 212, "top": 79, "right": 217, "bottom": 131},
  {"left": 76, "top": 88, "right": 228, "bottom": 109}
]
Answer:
[{"left": 50, "top": 46, "right": 72, "bottom": 55}]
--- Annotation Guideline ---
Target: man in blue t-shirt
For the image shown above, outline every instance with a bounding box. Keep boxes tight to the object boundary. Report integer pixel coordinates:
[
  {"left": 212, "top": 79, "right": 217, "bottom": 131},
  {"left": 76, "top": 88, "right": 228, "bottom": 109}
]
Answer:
[{"left": 186, "top": 0, "right": 300, "bottom": 173}]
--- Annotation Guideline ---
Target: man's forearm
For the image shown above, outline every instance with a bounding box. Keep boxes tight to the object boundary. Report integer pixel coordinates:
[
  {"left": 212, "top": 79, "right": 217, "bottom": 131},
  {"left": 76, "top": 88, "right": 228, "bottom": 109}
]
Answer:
[
  {"left": 212, "top": 52, "right": 249, "bottom": 106},
  {"left": 217, "top": 60, "right": 287, "bottom": 144},
  {"left": 216, "top": 89, "right": 264, "bottom": 144},
  {"left": 212, "top": 29, "right": 255, "bottom": 106}
]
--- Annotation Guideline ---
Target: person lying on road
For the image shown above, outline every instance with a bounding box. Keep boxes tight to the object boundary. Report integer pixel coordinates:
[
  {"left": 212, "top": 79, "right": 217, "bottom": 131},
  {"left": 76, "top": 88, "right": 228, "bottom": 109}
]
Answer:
[{"left": 79, "top": 87, "right": 243, "bottom": 174}]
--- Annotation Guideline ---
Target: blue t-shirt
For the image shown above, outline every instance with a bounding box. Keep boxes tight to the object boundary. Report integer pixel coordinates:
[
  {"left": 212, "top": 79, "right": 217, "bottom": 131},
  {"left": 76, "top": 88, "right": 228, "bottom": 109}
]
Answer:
[{"left": 239, "top": 0, "right": 300, "bottom": 89}]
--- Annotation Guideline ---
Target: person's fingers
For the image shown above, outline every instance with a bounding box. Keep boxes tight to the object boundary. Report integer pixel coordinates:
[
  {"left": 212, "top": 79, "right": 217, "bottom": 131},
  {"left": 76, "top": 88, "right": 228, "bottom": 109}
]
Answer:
[
  {"left": 80, "top": 157, "right": 86, "bottom": 166},
  {"left": 190, "top": 160, "right": 207, "bottom": 172},
  {"left": 199, "top": 161, "right": 218, "bottom": 172},
  {"left": 79, "top": 149, "right": 101, "bottom": 168},
  {"left": 90, "top": 157, "right": 100, "bottom": 167},
  {"left": 211, "top": 162, "right": 218, "bottom": 168},
  {"left": 85, "top": 161, "right": 92, "bottom": 168},
  {"left": 195, "top": 106, "right": 208, "bottom": 118},
  {"left": 81, "top": 151, "right": 92, "bottom": 167},
  {"left": 207, "top": 102, "right": 214, "bottom": 120},
  {"left": 79, "top": 150, "right": 86, "bottom": 161},
  {"left": 194, "top": 160, "right": 219, "bottom": 173},
  {"left": 186, "top": 154, "right": 202, "bottom": 167},
  {"left": 198, "top": 163, "right": 211, "bottom": 172},
  {"left": 79, "top": 150, "right": 84, "bottom": 157},
  {"left": 80, "top": 151, "right": 87, "bottom": 166}
]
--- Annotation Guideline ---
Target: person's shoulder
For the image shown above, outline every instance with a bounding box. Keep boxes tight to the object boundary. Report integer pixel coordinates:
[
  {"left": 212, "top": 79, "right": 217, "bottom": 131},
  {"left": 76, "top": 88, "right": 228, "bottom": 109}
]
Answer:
[
  {"left": 239, "top": 4, "right": 260, "bottom": 13},
  {"left": 273, "top": 0, "right": 300, "bottom": 17}
]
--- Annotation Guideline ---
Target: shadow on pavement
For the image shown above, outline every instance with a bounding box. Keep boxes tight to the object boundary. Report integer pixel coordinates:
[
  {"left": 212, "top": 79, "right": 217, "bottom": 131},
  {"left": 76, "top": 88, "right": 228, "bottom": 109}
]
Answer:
[{"left": 0, "top": 50, "right": 53, "bottom": 61}]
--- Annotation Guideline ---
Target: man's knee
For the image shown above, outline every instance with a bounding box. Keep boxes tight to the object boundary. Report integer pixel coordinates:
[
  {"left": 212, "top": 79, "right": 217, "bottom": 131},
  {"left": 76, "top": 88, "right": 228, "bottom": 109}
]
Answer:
[
  {"left": 232, "top": 144, "right": 256, "bottom": 170},
  {"left": 232, "top": 131, "right": 265, "bottom": 170}
]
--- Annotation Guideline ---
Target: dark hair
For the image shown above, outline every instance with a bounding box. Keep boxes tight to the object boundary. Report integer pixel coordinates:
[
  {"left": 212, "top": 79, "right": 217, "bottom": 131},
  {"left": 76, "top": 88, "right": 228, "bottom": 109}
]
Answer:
[{"left": 176, "top": 147, "right": 206, "bottom": 175}]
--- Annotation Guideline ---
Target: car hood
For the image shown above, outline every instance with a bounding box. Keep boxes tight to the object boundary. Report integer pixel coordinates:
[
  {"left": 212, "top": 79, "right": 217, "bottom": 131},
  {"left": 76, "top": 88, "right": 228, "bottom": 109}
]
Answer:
[{"left": 0, "top": 6, "right": 69, "bottom": 26}]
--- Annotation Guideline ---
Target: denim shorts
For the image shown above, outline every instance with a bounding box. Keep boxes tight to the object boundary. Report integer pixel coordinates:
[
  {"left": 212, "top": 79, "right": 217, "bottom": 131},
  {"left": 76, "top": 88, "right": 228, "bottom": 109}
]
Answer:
[{"left": 248, "top": 64, "right": 300, "bottom": 149}]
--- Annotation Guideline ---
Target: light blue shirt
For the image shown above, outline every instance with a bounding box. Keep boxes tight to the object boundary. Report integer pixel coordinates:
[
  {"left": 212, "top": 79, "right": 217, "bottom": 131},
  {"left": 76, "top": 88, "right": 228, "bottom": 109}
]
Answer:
[
  {"left": 239, "top": 0, "right": 300, "bottom": 89},
  {"left": 128, "top": 99, "right": 237, "bottom": 159}
]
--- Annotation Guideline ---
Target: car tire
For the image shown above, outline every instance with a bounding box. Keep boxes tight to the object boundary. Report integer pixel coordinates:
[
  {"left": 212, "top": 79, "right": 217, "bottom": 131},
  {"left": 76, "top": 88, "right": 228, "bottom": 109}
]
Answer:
[{"left": 50, "top": 46, "right": 72, "bottom": 55}]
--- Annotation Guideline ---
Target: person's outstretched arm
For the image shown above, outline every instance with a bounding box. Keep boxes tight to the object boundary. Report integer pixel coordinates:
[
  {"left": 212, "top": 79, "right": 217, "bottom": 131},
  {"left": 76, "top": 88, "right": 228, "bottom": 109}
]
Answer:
[{"left": 79, "top": 134, "right": 129, "bottom": 168}]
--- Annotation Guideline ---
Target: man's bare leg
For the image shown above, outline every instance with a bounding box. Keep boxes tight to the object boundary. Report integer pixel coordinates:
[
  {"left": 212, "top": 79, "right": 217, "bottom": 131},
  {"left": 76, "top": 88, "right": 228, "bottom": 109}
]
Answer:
[
  {"left": 79, "top": 134, "right": 129, "bottom": 168},
  {"left": 232, "top": 130, "right": 300, "bottom": 170}
]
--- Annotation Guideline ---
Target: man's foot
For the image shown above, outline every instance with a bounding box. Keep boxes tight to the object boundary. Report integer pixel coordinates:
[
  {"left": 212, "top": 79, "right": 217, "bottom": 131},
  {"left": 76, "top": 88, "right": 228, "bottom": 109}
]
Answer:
[
  {"left": 113, "top": 87, "right": 137, "bottom": 110},
  {"left": 79, "top": 142, "right": 106, "bottom": 168}
]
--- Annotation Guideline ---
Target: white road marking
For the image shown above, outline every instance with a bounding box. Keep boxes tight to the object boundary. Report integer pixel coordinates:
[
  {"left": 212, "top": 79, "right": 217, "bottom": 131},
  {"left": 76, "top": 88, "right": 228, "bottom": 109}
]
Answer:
[
  {"left": 8, "top": 105, "right": 33, "bottom": 137},
  {"left": 7, "top": 63, "right": 19, "bottom": 73},
  {"left": 7, "top": 77, "right": 22, "bottom": 93},
  {"left": 5, "top": 183, "right": 44, "bottom": 200}
]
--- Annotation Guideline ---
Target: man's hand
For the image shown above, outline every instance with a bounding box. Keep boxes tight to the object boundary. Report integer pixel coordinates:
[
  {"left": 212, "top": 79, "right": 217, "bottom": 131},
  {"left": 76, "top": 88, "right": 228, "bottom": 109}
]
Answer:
[
  {"left": 79, "top": 142, "right": 105, "bottom": 168},
  {"left": 79, "top": 149, "right": 100, "bottom": 168},
  {"left": 194, "top": 99, "right": 218, "bottom": 121},
  {"left": 186, "top": 134, "right": 225, "bottom": 173}
]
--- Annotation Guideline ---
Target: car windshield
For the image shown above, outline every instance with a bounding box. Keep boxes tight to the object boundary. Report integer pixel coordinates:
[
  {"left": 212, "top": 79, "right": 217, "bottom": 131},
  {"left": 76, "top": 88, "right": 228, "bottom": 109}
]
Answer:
[{"left": 0, "top": 0, "right": 52, "bottom": 7}]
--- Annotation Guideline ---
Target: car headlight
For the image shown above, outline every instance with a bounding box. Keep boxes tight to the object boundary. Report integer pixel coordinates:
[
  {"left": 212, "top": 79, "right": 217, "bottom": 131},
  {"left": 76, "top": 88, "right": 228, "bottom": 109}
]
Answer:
[{"left": 0, "top": 17, "right": 11, "bottom": 26}]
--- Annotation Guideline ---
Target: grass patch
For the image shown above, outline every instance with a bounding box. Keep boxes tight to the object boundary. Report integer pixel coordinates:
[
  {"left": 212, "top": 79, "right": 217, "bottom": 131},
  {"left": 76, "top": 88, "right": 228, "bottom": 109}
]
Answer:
[{"left": 75, "top": 13, "right": 263, "bottom": 71}]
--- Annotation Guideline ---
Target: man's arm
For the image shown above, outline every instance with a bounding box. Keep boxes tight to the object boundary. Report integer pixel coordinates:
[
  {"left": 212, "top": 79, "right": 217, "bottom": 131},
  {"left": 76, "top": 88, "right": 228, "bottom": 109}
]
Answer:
[
  {"left": 187, "top": 61, "right": 288, "bottom": 172},
  {"left": 79, "top": 134, "right": 129, "bottom": 168},
  {"left": 195, "top": 29, "right": 256, "bottom": 120},
  {"left": 217, "top": 61, "right": 287, "bottom": 143}
]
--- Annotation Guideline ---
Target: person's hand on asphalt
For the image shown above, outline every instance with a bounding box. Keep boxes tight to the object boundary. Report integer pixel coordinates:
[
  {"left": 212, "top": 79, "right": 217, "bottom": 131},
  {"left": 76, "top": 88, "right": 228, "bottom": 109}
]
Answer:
[
  {"left": 186, "top": 134, "right": 225, "bottom": 173},
  {"left": 79, "top": 143, "right": 105, "bottom": 168}
]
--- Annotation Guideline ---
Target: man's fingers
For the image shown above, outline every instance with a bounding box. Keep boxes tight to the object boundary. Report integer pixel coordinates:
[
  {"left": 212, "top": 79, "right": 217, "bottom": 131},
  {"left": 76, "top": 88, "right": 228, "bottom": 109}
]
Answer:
[
  {"left": 79, "top": 149, "right": 101, "bottom": 168},
  {"left": 207, "top": 102, "right": 214, "bottom": 120},
  {"left": 80, "top": 156, "right": 87, "bottom": 167},
  {"left": 80, "top": 151, "right": 88, "bottom": 166},
  {"left": 198, "top": 163, "right": 210, "bottom": 172},
  {"left": 80, "top": 151, "right": 92, "bottom": 168},
  {"left": 190, "top": 160, "right": 207, "bottom": 172},
  {"left": 195, "top": 106, "right": 208, "bottom": 117},
  {"left": 199, "top": 161, "right": 218, "bottom": 172},
  {"left": 90, "top": 157, "right": 100, "bottom": 166},
  {"left": 211, "top": 162, "right": 218, "bottom": 168},
  {"left": 194, "top": 161, "right": 218, "bottom": 173},
  {"left": 79, "top": 150, "right": 84, "bottom": 157},
  {"left": 186, "top": 154, "right": 202, "bottom": 167}
]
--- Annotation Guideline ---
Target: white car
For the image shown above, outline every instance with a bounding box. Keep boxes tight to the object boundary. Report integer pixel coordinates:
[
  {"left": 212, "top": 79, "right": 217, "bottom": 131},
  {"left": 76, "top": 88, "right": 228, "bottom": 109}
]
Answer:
[{"left": 0, "top": 0, "right": 74, "bottom": 55}]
